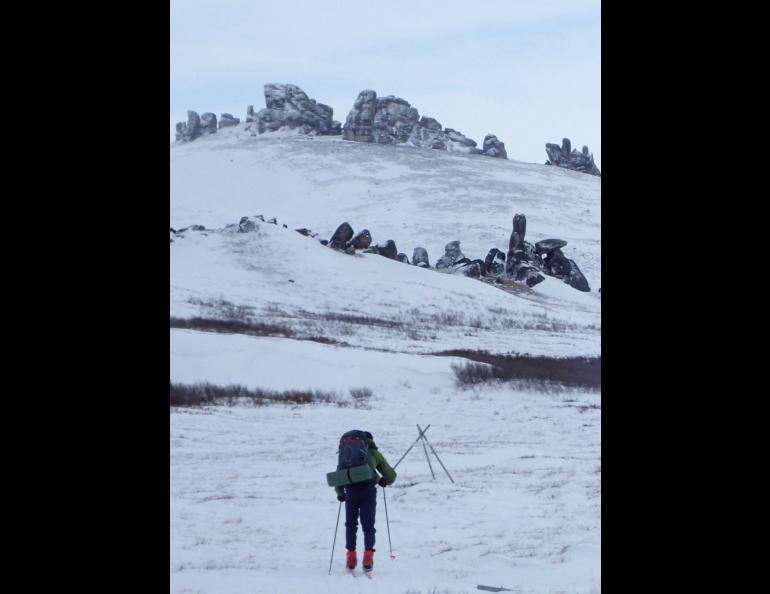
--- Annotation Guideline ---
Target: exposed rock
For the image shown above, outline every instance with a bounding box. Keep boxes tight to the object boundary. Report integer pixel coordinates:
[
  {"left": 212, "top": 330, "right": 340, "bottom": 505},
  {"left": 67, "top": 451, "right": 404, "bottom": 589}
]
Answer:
[
  {"left": 200, "top": 113, "right": 217, "bottom": 134},
  {"left": 377, "top": 240, "right": 398, "bottom": 260},
  {"left": 343, "top": 90, "right": 479, "bottom": 153},
  {"left": 535, "top": 238, "right": 568, "bottom": 253},
  {"left": 238, "top": 216, "right": 258, "bottom": 233},
  {"left": 342, "top": 90, "right": 378, "bottom": 142},
  {"left": 543, "top": 248, "right": 572, "bottom": 277},
  {"left": 525, "top": 270, "right": 546, "bottom": 287},
  {"left": 409, "top": 116, "right": 446, "bottom": 150},
  {"left": 566, "top": 259, "right": 590, "bottom": 292},
  {"left": 348, "top": 229, "right": 372, "bottom": 250},
  {"left": 444, "top": 128, "right": 477, "bottom": 148},
  {"left": 412, "top": 247, "right": 430, "bottom": 268},
  {"left": 175, "top": 111, "right": 201, "bottom": 142},
  {"left": 219, "top": 113, "right": 240, "bottom": 128},
  {"left": 507, "top": 214, "right": 529, "bottom": 266},
  {"left": 545, "top": 137, "right": 601, "bottom": 176},
  {"left": 254, "top": 83, "right": 341, "bottom": 135},
  {"left": 397, "top": 253, "right": 410, "bottom": 264},
  {"left": 436, "top": 241, "right": 465, "bottom": 270},
  {"left": 485, "top": 248, "right": 506, "bottom": 275},
  {"left": 462, "top": 259, "right": 486, "bottom": 278},
  {"left": 246, "top": 105, "right": 256, "bottom": 122},
  {"left": 482, "top": 134, "right": 507, "bottom": 159},
  {"left": 329, "top": 222, "right": 354, "bottom": 249},
  {"left": 295, "top": 228, "right": 313, "bottom": 237},
  {"left": 267, "top": 218, "right": 277, "bottom": 225},
  {"left": 371, "top": 96, "right": 419, "bottom": 144}
]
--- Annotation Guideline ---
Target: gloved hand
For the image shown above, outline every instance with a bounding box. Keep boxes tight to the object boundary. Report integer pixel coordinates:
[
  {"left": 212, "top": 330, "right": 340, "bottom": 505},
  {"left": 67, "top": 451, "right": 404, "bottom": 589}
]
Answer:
[
  {"left": 378, "top": 477, "right": 387, "bottom": 488},
  {"left": 337, "top": 494, "right": 345, "bottom": 502}
]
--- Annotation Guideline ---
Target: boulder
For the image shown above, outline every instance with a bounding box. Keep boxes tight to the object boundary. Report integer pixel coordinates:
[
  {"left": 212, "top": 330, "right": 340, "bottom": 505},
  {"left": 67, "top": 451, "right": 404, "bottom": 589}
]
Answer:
[
  {"left": 482, "top": 134, "right": 507, "bottom": 159},
  {"left": 545, "top": 137, "right": 601, "bottom": 176},
  {"left": 412, "top": 247, "right": 431, "bottom": 268},
  {"left": 436, "top": 240, "right": 465, "bottom": 270},
  {"left": 485, "top": 248, "right": 506, "bottom": 275},
  {"left": 397, "top": 253, "right": 410, "bottom": 263},
  {"left": 348, "top": 229, "right": 372, "bottom": 250},
  {"left": 254, "top": 83, "right": 341, "bottom": 135},
  {"left": 377, "top": 240, "right": 398, "bottom": 260},
  {"left": 175, "top": 110, "right": 202, "bottom": 142},
  {"left": 219, "top": 113, "right": 240, "bottom": 128},
  {"left": 200, "top": 112, "right": 217, "bottom": 134},
  {"left": 238, "top": 216, "right": 258, "bottom": 233},
  {"left": 535, "top": 238, "right": 568, "bottom": 253},
  {"left": 566, "top": 259, "right": 591, "bottom": 292},
  {"left": 329, "top": 222, "right": 354, "bottom": 249}
]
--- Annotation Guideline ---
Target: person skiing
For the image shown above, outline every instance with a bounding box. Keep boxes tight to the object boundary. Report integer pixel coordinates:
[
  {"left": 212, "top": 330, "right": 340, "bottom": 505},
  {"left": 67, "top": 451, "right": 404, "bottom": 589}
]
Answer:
[{"left": 334, "top": 430, "right": 397, "bottom": 572}]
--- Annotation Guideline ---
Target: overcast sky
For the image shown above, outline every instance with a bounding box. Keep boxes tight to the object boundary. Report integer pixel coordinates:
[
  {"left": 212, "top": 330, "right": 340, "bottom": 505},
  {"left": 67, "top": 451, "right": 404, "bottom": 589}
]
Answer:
[{"left": 171, "top": 0, "right": 600, "bottom": 167}]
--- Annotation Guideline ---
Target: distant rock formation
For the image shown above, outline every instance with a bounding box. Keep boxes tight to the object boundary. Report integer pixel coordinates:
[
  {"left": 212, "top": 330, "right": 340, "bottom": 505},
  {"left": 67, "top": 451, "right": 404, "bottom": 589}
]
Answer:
[
  {"left": 175, "top": 111, "right": 202, "bottom": 142},
  {"left": 348, "top": 229, "right": 372, "bottom": 250},
  {"left": 248, "top": 83, "right": 342, "bottom": 136},
  {"left": 412, "top": 247, "right": 431, "bottom": 268},
  {"left": 545, "top": 138, "right": 600, "bottom": 176},
  {"left": 342, "top": 90, "right": 496, "bottom": 156},
  {"left": 329, "top": 222, "right": 354, "bottom": 249},
  {"left": 200, "top": 113, "right": 217, "bottom": 134},
  {"left": 504, "top": 214, "right": 544, "bottom": 287},
  {"left": 219, "top": 113, "right": 240, "bottom": 128},
  {"left": 482, "top": 134, "right": 507, "bottom": 159},
  {"left": 377, "top": 240, "right": 398, "bottom": 260},
  {"left": 435, "top": 241, "right": 465, "bottom": 270}
]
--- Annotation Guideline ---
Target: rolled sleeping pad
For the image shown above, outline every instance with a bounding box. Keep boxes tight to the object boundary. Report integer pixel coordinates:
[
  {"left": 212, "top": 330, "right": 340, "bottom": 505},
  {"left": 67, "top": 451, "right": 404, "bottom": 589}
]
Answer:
[{"left": 326, "top": 464, "right": 376, "bottom": 487}]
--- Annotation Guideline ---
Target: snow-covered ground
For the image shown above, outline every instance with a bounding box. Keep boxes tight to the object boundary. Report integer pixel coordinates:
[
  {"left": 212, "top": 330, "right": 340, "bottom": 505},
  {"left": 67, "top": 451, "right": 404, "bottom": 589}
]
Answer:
[
  {"left": 171, "top": 333, "right": 601, "bottom": 594},
  {"left": 170, "top": 128, "right": 601, "bottom": 593}
]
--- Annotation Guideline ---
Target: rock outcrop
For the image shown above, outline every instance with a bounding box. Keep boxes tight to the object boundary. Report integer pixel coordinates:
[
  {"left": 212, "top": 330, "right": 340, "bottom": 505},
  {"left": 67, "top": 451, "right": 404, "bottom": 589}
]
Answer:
[
  {"left": 342, "top": 90, "right": 494, "bottom": 155},
  {"left": 200, "top": 113, "right": 217, "bottom": 134},
  {"left": 175, "top": 111, "right": 202, "bottom": 142},
  {"left": 219, "top": 113, "right": 240, "bottom": 128},
  {"left": 412, "top": 247, "right": 431, "bottom": 268},
  {"left": 545, "top": 138, "right": 600, "bottom": 176},
  {"left": 329, "top": 222, "right": 354, "bottom": 249},
  {"left": 482, "top": 134, "right": 507, "bottom": 159},
  {"left": 435, "top": 241, "right": 465, "bottom": 270},
  {"left": 249, "top": 83, "right": 342, "bottom": 136}
]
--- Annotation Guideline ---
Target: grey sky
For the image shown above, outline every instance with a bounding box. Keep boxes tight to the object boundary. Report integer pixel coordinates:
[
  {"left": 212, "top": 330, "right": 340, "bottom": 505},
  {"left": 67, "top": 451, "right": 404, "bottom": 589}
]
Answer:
[{"left": 171, "top": 0, "right": 600, "bottom": 167}]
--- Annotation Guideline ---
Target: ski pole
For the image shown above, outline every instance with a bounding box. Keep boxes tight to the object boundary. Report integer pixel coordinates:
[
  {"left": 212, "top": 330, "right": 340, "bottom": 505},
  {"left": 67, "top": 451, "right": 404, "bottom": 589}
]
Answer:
[
  {"left": 393, "top": 424, "right": 431, "bottom": 469},
  {"left": 419, "top": 428, "right": 455, "bottom": 484},
  {"left": 417, "top": 424, "right": 436, "bottom": 480},
  {"left": 381, "top": 486, "right": 396, "bottom": 559},
  {"left": 328, "top": 500, "right": 342, "bottom": 575}
]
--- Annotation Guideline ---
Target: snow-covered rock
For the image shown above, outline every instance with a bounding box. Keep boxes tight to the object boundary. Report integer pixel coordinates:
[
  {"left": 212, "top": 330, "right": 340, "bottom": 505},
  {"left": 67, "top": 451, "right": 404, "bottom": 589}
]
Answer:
[
  {"left": 218, "top": 113, "right": 240, "bottom": 128},
  {"left": 175, "top": 110, "right": 201, "bottom": 142},
  {"left": 200, "top": 112, "right": 217, "bottom": 134},
  {"left": 482, "top": 133, "right": 508, "bottom": 159},
  {"left": 545, "top": 137, "right": 601, "bottom": 176},
  {"left": 343, "top": 90, "right": 482, "bottom": 154},
  {"left": 250, "top": 83, "right": 341, "bottom": 136}
]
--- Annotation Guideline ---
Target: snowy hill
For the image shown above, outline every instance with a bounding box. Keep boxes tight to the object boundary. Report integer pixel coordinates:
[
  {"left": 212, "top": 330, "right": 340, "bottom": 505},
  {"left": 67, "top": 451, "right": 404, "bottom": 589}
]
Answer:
[{"left": 170, "top": 125, "right": 601, "bottom": 594}]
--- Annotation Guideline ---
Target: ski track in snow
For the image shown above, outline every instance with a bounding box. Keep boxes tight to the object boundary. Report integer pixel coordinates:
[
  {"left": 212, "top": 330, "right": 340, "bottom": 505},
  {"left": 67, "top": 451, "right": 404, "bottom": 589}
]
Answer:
[{"left": 170, "top": 129, "right": 601, "bottom": 594}]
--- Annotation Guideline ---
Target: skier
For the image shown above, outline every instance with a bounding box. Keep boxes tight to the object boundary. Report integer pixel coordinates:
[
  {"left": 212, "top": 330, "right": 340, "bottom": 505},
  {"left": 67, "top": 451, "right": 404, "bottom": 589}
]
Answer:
[{"left": 334, "top": 430, "right": 397, "bottom": 573}]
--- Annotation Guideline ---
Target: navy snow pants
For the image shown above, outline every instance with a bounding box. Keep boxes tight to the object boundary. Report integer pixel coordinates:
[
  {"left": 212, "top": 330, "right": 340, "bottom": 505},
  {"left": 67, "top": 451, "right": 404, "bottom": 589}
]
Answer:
[{"left": 344, "top": 483, "right": 377, "bottom": 551}]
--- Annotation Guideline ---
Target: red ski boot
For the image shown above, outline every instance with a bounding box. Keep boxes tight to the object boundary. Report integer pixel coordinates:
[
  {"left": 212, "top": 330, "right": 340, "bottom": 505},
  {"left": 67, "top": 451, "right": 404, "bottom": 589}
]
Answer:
[
  {"left": 363, "top": 549, "right": 374, "bottom": 572},
  {"left": 346, "top": 550, "right": 357, "bottom": 570}
]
